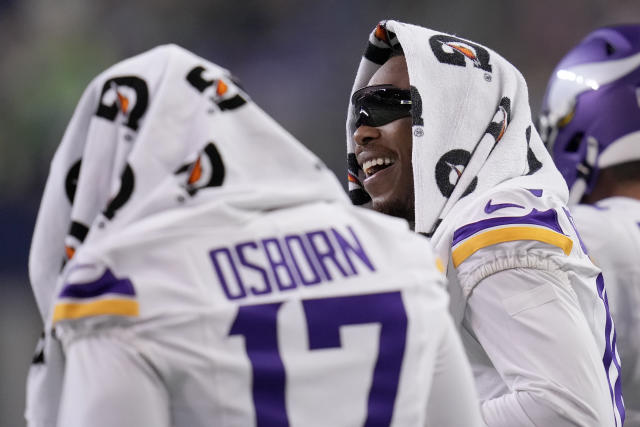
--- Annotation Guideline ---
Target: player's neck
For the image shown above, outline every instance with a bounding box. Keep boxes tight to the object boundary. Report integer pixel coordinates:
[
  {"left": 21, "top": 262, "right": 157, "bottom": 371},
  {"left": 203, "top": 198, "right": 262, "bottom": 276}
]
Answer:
[
  {"left": 607, "top": 181, "right": 640, "bottom": 200},
  {"left": 584, "top": 180, "right": 640, "bottom": 204}
]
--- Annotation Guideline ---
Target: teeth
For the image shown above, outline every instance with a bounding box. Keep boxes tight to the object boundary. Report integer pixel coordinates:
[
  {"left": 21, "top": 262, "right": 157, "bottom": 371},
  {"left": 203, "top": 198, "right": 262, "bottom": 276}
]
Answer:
[{"left": 362, "top": 157, "right": 394, "bottom": 176}]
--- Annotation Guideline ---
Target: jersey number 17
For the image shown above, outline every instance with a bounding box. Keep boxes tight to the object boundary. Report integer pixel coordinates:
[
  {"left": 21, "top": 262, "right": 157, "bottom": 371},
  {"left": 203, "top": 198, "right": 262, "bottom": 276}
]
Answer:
[{"left": 229, "top": 291, "right": 408, "bottom": 426}]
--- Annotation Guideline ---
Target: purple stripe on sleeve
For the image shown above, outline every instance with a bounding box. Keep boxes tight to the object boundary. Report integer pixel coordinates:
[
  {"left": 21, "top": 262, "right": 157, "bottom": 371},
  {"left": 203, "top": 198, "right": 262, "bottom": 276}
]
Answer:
[
  {"left": 612, "top": 331, "right": 625, "bottom": 425},
  {"left": 598, "top": 279, "right": 615, "bottom": 411},
  {"left": 563, "top": 207, "right": 589, "bottom": 254},
  {"left": 59, "top": 268, "right": 136, "bottom": 299},
  {"left": 596, "top": 274, "right": 625, "bottom": 425},
  {"left": 452, "top": 209, "right": 564, "bottom": 246},
  {"left": 526, "top": 189, "right": 543, "bottom": 197}
]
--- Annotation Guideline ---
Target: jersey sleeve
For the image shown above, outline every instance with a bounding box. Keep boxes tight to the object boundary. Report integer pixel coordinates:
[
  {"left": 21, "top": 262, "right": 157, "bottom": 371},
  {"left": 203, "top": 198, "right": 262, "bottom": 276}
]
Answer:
[
  {"left": 25, "top": 333, "right": 65, "bottom": 427},
  {"left": 426, "top": 313, "right": 486, "bottom": 427},
  {"left": 50, "top": 249, "right": 140, "bottom": 329},
  {"left": 449, "top": 187, "right": 585, "bottom": 298},
  {"left": 57, "top": 333, "right": 170, "bottom": 427},
  {"left": 466, "top": 268, "right": 616, "bottom": 427}
]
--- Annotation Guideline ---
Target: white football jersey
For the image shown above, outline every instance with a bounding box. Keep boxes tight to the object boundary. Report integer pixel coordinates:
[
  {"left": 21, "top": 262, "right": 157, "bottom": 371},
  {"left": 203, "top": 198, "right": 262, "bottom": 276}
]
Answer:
[
  {"left": 431, "top": 184, "right": 625, "bottom": 426},
  {"left": 571, "top": 197, "right": 640, "bottom": 426},
  {"left": 52, "top": 201, "right": 482, "bottom": 427}
]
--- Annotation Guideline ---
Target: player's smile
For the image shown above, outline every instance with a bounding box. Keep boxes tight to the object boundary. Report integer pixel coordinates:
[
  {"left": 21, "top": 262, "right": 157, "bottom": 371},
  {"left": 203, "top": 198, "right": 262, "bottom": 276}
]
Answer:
[
  {"left": 361, "top": 155, "right": 395, "bottom": 178},
  {"left": 361, "top": 155, "right": 397, "bottom": 193}
]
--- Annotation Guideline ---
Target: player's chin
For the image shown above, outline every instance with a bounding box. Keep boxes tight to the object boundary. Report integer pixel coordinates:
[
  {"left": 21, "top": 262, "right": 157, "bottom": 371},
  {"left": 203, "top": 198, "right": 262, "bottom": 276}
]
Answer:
[{"left": 371, "top": 198, "right": 415, "bottom": 224}]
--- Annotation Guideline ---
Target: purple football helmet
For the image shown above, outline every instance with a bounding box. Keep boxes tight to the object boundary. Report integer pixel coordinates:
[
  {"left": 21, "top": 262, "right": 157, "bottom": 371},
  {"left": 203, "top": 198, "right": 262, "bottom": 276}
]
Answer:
[{"left": 539, "top": 24, "right": 640, "bottom": 204}]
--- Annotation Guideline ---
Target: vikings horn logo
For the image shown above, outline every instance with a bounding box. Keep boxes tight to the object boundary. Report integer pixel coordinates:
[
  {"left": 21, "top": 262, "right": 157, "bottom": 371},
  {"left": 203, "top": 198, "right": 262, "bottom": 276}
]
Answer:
[
  {"left": 96, "top": 76, "right": 149, "bottom": 131},
  {"left": 429, "top": 34, "right": 492, "bottom": 73},
  {"left": 435, "top": 149, "right": 478, "bottom": 197}
]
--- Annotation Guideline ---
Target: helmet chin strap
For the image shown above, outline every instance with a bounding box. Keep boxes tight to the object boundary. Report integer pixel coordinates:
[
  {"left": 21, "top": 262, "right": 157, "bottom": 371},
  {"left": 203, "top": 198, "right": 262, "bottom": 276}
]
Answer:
[{"left": 569, "top": 136, "right": 599, "bottom": 204}]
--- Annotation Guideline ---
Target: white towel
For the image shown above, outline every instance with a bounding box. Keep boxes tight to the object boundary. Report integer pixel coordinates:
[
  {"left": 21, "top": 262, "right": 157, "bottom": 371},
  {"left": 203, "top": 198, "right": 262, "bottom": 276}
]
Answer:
[
  {"left": 30, "top": 44, "right": 347, "bottom": 323},
  {"left": 346, "top": 20, "right": 567, "bottom": 240}
]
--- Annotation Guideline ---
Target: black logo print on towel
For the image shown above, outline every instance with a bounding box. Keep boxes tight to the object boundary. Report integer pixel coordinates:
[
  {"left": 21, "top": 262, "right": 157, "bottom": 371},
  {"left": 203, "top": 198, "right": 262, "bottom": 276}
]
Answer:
[
  {"left": 96, "top": 76, "right": 149, "bottom": 131},
  {"left": 435, "top": 149, "right": 477, "bottom": 198},
  {"left": 186, "top": 66, "right": 247, "bottom": 111},
  {"left": 175, "top": 142, "right": 226, "bottom": 196},
  {"left": 429, "top": 35, "right": 492, "bottom": 73}
]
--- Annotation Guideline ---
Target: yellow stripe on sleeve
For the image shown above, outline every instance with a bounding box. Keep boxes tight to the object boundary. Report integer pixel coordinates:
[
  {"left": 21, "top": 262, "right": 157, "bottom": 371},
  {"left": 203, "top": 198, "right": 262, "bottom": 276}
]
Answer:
[
  {"left": 452, "top": 226, "right": 573, "bottom": 268},
  {"left": 52, "top": 299, "right": 139, "bottom": 324}
]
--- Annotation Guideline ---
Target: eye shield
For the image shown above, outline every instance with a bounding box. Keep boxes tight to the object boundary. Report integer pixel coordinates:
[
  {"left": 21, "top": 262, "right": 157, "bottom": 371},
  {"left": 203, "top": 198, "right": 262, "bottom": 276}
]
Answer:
[{"left": 351, "top": 84, "right": 412, "bottom": 128}]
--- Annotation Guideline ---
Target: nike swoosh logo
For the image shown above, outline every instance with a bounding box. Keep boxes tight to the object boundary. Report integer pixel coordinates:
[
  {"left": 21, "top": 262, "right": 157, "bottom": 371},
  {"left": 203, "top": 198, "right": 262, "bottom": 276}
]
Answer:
[{"left": 484, "top": 200, "right": 525, "bottom": 214}]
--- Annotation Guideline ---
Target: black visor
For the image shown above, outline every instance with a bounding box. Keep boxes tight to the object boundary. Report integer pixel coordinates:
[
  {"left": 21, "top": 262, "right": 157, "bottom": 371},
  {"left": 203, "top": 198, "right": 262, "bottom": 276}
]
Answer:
[{"left": 351, "top": 84, "right": 412, "bottom": 128}]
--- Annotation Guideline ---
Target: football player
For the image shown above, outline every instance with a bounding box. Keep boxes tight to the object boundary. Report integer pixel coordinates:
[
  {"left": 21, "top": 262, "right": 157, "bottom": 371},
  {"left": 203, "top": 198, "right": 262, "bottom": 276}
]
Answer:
[
  {"left": 539, "top": 24, "right": 640, "bottom": 426},
  {"left": 346, "top": 20, "right": 624, "bottom": 426},
  {"left": 27, "top": 44, "right": 483, "bottom": 427}
]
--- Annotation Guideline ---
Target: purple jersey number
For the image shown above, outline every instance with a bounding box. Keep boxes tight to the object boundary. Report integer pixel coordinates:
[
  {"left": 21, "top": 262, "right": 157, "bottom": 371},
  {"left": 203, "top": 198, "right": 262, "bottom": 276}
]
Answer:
[{"left": 229, "top": 292, "right": 408, "bottom": 426}]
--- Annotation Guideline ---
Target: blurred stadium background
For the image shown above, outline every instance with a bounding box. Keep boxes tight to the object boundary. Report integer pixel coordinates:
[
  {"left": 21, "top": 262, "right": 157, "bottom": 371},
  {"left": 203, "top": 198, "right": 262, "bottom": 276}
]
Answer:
[{"left": 2, "top": 0, "right": 640, "bottom": 425}]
